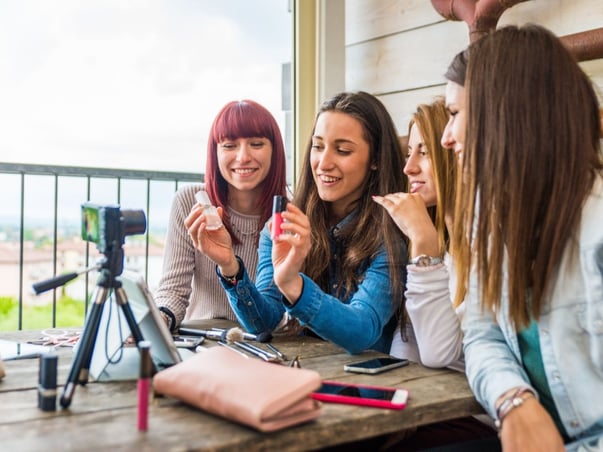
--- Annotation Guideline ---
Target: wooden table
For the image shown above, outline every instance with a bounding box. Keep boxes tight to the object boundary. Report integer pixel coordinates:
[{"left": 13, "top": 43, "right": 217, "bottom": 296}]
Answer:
[{"left": 0, "top": 320, "right": 484, "bottom": 451}]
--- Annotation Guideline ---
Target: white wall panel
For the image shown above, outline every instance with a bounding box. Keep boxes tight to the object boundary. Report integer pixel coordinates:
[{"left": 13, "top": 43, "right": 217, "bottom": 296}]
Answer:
[
  {"left": 345, "top": 0, "right": 603, "bottom": 134},
  {"left": 346, "top": 0, "right": 443, "bottom": 44},
  {"left": 379, "top": 86, "right": 447, "bottom": 136},
  {"left": 346, "top": 21, "right": 468, "bottom": 94}
]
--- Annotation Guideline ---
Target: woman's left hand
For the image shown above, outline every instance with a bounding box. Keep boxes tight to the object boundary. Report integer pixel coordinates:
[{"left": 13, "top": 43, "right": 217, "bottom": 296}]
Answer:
[{"left": 271, "top": 202, "right": 311, "bottom": 304}]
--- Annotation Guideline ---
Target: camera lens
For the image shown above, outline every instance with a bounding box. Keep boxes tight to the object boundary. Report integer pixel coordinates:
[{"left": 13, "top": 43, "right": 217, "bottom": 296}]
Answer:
[{"left": 121, "top": 209, "right": 146, "bottom": 236}]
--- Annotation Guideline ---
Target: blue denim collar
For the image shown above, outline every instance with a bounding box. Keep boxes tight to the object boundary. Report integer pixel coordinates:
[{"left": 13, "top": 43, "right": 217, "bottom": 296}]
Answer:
[{"left": 329, "top": 208, "right": 359, "bottom": 239}]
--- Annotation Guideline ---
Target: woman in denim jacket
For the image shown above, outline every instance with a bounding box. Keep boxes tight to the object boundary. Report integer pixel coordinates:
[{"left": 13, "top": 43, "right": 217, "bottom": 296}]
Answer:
[
  {"left": 186, "top": 91, "right": 408, "bottom": 354},
  {"left": 450, "top": 25, "right": 603, "bottom": 451}
]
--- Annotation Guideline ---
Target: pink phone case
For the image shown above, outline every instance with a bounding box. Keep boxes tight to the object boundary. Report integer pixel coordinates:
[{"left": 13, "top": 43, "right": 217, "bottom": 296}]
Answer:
[{"left": 311, "top": 380, "right": 409, "bottom": 410}]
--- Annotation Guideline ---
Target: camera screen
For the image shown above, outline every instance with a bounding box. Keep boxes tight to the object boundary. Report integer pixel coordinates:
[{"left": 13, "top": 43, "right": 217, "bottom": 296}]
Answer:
[
  {"left": 81, "top": 205, "right": 100, "bottom": 243},
  {"left": 315, "top": 382, "right": 397, "bottom": 401}
]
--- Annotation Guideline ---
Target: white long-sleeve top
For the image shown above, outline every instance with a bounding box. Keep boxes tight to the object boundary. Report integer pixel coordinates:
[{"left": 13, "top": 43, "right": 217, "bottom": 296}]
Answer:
[{"left": 390, "top": 254, "right": 465, "bottom": 372}]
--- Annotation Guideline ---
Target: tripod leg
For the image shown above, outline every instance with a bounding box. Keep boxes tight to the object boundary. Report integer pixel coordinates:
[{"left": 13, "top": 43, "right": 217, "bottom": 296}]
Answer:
[
  {"left": 113, "top": 287, "right": 145, "bottom": 343},
  {"left": 60, "top": 286, "right": 109, "bottom": 409}
]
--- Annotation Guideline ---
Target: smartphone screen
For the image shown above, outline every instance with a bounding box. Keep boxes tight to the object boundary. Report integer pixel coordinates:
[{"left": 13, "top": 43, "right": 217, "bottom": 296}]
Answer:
[
  {"left": 312, "top": 380, "right": 409, "bottom": 409},
  {"left": 344, "top": 357, "right": 409, "bottom": 374},
  {"left": 316, "top": 382, "right": 398, "bottom": 400}
]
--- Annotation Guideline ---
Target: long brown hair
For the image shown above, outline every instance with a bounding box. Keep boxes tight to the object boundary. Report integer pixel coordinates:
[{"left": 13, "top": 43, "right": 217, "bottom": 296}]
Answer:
[
  {"left": 294, "top": 92, "right": 407, "bottom": 313},
  {"left": 205, "top": 100, "right": 287, "bottom": 244},
  {"left": 454, "top": 24, "right": 603, "bottom": 328}
]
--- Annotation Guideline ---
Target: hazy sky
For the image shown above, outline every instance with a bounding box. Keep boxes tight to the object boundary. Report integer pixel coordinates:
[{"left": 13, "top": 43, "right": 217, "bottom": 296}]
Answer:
[{"left": 0, "top": 0, "right": 292, "bottom": 173}]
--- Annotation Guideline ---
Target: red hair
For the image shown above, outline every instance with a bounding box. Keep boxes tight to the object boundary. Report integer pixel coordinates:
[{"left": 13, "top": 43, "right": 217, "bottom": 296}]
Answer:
[{"left": 205, "top": 100, "right": 287, "bottom": 243}]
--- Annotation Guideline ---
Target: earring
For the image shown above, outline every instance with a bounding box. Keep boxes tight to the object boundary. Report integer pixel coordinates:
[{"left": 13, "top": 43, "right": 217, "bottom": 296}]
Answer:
[{"left": 371, "top": 164, "right": 377, "bottom": 170}]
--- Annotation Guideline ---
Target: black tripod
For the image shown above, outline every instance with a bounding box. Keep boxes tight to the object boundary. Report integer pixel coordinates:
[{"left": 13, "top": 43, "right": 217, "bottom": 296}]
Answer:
[
  {"left": 59, "top": 246, "right": 146, "bottom": 409},
  {"left": 30, "top": 203, "right": 149, "bottom": 408}
]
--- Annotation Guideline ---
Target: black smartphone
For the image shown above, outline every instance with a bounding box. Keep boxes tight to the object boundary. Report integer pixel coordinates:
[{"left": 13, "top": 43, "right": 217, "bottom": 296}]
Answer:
[
  {"left": 343, "top": 357, "right": 409, "bottom": 375},
  {"left": 172, "top": 336, "right": 204, "bottom": 349}
]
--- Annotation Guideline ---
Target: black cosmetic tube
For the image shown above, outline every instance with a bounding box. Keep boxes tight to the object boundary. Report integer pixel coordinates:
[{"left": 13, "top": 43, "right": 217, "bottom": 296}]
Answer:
[
  {"left": 38, "top": 353, "right": 58, "bottom": 411},
  {"left": 272, "top": 195, "right": 287, "bottom": 213}
]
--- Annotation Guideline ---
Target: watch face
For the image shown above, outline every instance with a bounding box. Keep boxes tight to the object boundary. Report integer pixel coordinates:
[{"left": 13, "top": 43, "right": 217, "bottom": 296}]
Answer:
[
  {"left": 416, "top": 256, "right": 430, "bottom": 267},
  {"left": 411, "top": 255, "right": 442, "bottom": 267}
]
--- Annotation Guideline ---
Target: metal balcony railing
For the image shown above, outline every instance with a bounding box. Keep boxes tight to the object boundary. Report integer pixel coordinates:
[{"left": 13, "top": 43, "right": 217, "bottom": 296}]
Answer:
[{"left": 0, "top": 162, "right": 203, "bottom": 330}]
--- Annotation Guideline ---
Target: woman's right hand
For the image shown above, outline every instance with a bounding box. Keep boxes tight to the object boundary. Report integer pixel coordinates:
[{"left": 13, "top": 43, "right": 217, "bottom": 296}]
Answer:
[
  {"left": 372, "top": 192, "right": 439, "bottom": 257},
  {"left": 184, "top": 204, "right": 237, "bottom": 271}
]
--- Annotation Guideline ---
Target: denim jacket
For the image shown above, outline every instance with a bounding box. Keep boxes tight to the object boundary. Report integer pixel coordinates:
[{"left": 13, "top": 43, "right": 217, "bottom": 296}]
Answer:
[
  {"left": 462, "top": 175, "right": 603, "bottom": 450},
  {"left": 219, "top": 213, "right": 404, "bottom": 354}
]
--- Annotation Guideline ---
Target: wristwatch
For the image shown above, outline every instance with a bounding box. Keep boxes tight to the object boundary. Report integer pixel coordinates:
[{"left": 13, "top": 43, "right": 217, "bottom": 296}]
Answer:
[
  {"left": 158, "top": 307, "right": 176, "bottom": 332},
  {"left": 216, "top": 256, "right": 244, "bottom": 286},
  {"left": 409, "top": 254, "right": 443, "bottom": 267}
]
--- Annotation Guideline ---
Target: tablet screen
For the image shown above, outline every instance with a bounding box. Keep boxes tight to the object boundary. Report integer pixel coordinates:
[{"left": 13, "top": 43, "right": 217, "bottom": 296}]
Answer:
[{"left": 0, "top": 339, "right": 50, "bottom": 361}]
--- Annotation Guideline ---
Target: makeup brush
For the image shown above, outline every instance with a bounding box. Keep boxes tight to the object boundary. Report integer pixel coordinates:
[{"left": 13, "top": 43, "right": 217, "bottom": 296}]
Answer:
[
  {"left": 179, "top": 326, "right": 273, "bottom": 344},
  {"left": 238, "top": 341, "right": 279, "bottom": 360},
  {"left": 223, "top": 327, "right": 245, "bottom": 344},
  {"left": 177, "top": 328, "right": 227, "bottom": 341},
  {"left": 232, "top": 341, "right": 280, "bottom": 363},
  {"left": 211, "top": 327, "right": 273, "bottom": 343}
]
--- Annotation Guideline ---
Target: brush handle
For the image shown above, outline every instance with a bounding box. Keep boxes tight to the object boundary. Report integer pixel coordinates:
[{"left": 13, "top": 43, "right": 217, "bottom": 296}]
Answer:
[
  {"left": 233, "top": 342, "right": 276, "bottom": 362},
  {"left": 233, "top": 342, "right": 268, "bottom": 360},
  {"left": 216, "top": 341, "right": 249, "bottom": 358},
  {"left": 178, "top": 328, "right": 224, "bottom": 341},
  {"left": 266, "top": 343, "right": 287, "bottom": 360},
  {"left": 243, "top": 342, "right": 278, "bottom": 360}
]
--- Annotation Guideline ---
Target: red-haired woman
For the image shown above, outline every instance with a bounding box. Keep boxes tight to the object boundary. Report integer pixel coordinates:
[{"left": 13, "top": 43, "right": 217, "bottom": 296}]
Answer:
[{"left": 155, "top": 100, "right": 287, "bottom": 331}]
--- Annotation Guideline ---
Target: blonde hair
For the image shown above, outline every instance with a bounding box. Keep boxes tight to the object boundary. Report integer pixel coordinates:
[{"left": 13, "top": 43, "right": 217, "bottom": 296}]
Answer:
[{"left": 407, "top": 98, "right": 457, "bottom": 258}]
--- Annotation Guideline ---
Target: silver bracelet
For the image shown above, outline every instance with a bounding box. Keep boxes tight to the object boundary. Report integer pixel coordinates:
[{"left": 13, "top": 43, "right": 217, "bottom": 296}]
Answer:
[{"left": 494, "top": 386, "right": 536, "bottom": 429}]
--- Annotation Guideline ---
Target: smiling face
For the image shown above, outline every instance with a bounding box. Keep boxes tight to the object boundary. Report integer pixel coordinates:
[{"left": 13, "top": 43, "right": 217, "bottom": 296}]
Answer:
[
  {"left": 404, "top": 123, "right": 437, "bottom": 207},
  {"left": 441, "top": 81, "right": 466, "bottom": 162},
  {"left": 217, "top": 137, "right": 272, "bottom": 196},
  {"left": 310, "top": 111, "right": 371, "bottom": 220}
]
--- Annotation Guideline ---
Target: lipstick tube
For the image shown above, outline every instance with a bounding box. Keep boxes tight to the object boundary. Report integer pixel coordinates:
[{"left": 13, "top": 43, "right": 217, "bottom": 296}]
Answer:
[
  {"left": 271, "top": 195, "right": 287, "bottom": 240},
  {"left": 137, "top": 341, "right": 152, "bottom": 432},
  {"left": 38, "top": 353, "right": 58, "bottom": 411}
]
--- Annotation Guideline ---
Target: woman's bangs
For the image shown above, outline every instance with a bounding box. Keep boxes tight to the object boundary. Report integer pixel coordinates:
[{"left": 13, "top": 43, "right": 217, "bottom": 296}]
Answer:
[{"left": 212, "top": 104, "right": 273, "bottom": 143}]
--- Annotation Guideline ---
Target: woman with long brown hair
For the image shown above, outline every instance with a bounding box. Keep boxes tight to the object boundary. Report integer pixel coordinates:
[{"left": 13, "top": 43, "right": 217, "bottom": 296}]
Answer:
[{"left": 455, "top": 24, "right": 603, "bottom": 451}]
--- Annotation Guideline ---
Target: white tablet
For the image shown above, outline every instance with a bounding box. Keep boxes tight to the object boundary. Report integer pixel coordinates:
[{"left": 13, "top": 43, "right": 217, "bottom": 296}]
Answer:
[
  {"left": 0, "top": 339, "right": 50, "bottom": 361},
  {"left": 88, "top": 270, "right": 194, "bottom": 381}
]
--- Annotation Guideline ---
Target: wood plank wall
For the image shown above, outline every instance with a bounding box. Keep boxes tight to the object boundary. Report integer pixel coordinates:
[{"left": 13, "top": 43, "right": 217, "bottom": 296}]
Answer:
[{"left": 345, "top": 0, "right": 603, "bottom": 135}]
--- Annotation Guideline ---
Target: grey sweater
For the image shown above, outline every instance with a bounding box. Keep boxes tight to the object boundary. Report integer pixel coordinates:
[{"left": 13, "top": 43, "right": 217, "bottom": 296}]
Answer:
[{"left": 154, "top": 184, "right": 261, "bottom": 326}]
